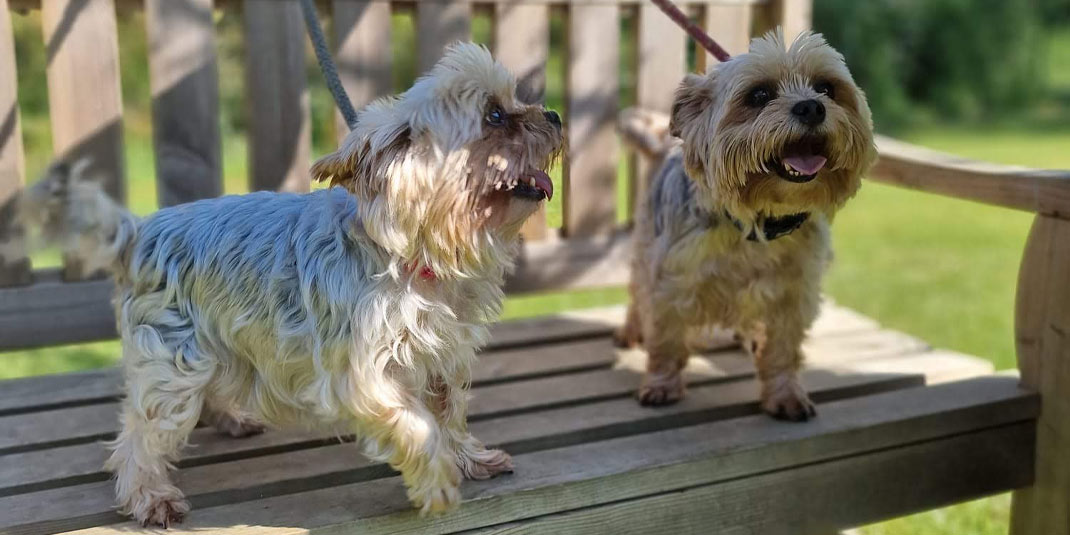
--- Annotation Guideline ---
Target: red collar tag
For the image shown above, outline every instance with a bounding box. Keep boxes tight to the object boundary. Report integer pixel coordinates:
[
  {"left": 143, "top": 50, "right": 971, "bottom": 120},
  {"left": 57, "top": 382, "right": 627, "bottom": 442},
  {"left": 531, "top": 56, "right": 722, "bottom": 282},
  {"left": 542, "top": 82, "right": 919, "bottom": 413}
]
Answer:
[{"left": 404, "top": 262, "right": 437, "bottom": 281}]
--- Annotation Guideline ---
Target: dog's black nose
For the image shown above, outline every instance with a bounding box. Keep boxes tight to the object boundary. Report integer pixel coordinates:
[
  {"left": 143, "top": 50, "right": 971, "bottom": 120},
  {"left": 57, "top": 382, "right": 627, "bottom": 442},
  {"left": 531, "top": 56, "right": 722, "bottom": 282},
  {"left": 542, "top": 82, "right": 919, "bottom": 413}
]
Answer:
[
  {"left": 791, "top": 99, "right": 825, "bottom": 126},
  {"left": 544, "top": 110, "right": 562, "bottom": 129}
]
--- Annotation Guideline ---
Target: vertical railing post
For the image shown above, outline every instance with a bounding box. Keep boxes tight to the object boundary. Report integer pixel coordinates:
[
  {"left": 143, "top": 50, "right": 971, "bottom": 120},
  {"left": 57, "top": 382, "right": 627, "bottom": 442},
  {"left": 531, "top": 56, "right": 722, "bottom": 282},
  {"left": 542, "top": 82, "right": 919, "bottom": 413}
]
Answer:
[
  {"left": 332, "top": 0, "right": 393, "bottom": 142},
  {"left": 563, "top": 2, "right": 619, "bottom": 238},
  {"left": 0, "top": 0, "right": 30, "bottom": 287},
  {"left": 146, "top": 0, "right": 223, "bottom": 207},
  {"left": 416, "top": 0, "right": 471, "bottom": 73},
  {"left": 495, "top": 1, "right": 550, "bottom": 241}
]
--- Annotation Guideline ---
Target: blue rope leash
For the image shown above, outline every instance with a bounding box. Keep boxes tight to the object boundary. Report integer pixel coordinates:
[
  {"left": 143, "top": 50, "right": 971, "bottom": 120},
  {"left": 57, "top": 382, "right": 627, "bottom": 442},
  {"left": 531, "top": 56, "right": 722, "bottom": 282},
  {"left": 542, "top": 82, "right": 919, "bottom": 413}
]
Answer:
[{"left": 299, "top": 0, "right": 359, "bottom": 131}]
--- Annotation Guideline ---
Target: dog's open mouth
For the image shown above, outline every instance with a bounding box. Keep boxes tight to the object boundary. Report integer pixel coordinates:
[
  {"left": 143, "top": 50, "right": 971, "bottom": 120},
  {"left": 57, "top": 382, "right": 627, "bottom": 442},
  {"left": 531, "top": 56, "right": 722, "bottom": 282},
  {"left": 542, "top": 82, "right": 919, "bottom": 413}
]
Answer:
[
  {"left": 769, "top": 138, "right": 828, "bottom": 183},
  {"left": 496, "top": 169, "right": 553, "bottom": 201}
]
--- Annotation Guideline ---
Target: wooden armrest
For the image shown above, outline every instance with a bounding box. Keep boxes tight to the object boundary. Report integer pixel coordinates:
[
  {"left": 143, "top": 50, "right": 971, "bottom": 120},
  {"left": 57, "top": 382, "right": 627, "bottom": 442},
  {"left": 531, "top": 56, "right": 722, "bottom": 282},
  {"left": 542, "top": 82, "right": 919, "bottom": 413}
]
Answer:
[{"left": 871, "top": 135, "right": 1070, "bottom": 218}]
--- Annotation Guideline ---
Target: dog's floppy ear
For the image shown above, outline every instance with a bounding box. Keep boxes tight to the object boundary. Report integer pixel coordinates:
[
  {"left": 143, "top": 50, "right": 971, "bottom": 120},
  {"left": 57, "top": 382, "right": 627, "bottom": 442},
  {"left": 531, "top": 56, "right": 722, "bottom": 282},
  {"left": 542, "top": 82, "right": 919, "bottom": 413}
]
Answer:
[
  {"left": 669, "top": 73, "right": 712, "bottom": 138},
  {"left": 310, "top": 125, "right": 411, "bottom": 198}
]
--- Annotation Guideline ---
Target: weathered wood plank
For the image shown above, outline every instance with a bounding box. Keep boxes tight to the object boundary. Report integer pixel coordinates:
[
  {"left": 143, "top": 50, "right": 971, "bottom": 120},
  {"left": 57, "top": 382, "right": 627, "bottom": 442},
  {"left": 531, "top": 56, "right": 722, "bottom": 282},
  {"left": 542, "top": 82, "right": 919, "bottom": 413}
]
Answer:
[
  {"left": 0, "top": 301, "right": 878, "bottom": 414},
  {"left": 0, "top": 359, "right": 939, "bottom": 532},
  {"left": 332, "top": 0, "right": 392, "bottom": 139},
  {"left": 416, "top": 0, "right": 471, "bottom": 73},
  {"left": 765, "top": 0, "right": 810, "bottom": 43},
  {"left": 244, "top": 0, "right": 310, "bottom": 192},
  {"left": 1010, "top": 215, "right": 1070, "bottom": 535},
  {"left": 0, "top": 345, "right": 986, "bottom": 504},
  {"left": 62, "top": 376, "right": 1036, "bottom": 535},
  {"left": 630, "top": 1, "right": 685, "bottom": 218},
  {"left": 563, "top": 3, "right": 619, "bottom": 237},
  {"left": 10, "top": 0, "right": 771, "bottom": 9},
  {"left": 42, "top": 0, "right": 125, "bottom": 281},
  {"left": 0, "top": 233, "right": 629, "bottom": 350},
  {"left": 872, "top": 135, "right": 1070, "bottom": 219},
  {"left": 0, "top": 323, "right": 941, "bottom": 455},
  {"left": 471, "top": 423, "right": 1033, "bottom": 535},
  {"left": 0, "top": 0, "right": 30, "bottom": 287},
  {"left": 0, "top": 270, "right": 114, "bottom": 351},
  {"left": 495, "top": 1, "right": 550, "bottom": 241},
  {"left": 40, "top": 0, "right": 124, "bottom": 202},
  {"left": 145, "top": 0, "right": 221, "bottom": 207},
  {"left": 699, "top": 2, "right": 751, "bottom": 73}
]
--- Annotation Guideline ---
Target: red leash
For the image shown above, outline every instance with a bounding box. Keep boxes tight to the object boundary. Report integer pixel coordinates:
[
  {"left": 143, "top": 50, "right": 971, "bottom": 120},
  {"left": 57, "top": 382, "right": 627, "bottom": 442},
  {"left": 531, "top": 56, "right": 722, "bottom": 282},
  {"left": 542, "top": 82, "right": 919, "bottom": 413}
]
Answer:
[{"left": 649, "top": 0, "right": 732, "bottom": 63}]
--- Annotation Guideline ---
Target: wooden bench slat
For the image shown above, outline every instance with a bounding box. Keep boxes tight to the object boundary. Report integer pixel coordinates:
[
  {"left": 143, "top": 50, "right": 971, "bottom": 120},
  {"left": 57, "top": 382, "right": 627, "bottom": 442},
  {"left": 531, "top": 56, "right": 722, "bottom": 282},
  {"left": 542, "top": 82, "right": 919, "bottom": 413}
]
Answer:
[
  {"left": 59, "top": 376, "right": 1036, "bottom": 535},
  {"left": 494, "top": 1, "right": 550, "bottom": 241},
  {"left": 244, "top": 0, "right": 310, "bottom": 193},
  {"left": 0, "top": 0, "right": 29, "bottom": 288},
  {"left": 0, "top": 354, "right": 951, "bottom": 533},
  {"left": 144, "top": 0, "right": 222, "bottom": 207},
  {"left": 0, "top": 319, "right": 932, "bottom": 454},
  {"left": 416, "top": 0, "right": 471, "bottom": 73},
  {"left": 471, "top": 423, "right": 1033, "bottom": 535},
  {"left": 563, "top": 3, "right": 619, "bottom": 237},
  {"left": 332, "top": 0, "right": 393, "bottom": 139}
]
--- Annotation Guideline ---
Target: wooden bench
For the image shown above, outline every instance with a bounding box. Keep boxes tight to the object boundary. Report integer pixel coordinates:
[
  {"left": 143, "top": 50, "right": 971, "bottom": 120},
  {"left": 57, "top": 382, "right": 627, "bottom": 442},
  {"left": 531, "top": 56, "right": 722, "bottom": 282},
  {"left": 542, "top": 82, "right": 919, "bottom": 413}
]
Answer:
[{"left": 0, "top": 1, "right": 1067, "bottom": 534}]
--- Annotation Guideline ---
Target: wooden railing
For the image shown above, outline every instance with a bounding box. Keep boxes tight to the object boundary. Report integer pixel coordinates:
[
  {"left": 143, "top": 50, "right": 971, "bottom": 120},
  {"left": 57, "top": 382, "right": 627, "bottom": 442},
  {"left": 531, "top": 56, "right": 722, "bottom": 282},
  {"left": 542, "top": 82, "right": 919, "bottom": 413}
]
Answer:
[{"left": 0, "top": 0, "right": 805, "bottom": 350}]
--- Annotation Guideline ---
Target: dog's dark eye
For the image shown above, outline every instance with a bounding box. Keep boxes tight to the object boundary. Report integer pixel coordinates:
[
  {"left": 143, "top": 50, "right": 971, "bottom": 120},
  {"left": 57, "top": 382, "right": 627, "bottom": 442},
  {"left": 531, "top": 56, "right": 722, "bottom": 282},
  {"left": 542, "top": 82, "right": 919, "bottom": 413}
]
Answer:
[
  {"left": 746, "top": 86, "right": 775, "bottom": 107},
  {"left": 486, "top": 106, "right": 505, "bottom": 126},
  {"left": 814, "top": 80, "right": 835, "bottom": 100}
]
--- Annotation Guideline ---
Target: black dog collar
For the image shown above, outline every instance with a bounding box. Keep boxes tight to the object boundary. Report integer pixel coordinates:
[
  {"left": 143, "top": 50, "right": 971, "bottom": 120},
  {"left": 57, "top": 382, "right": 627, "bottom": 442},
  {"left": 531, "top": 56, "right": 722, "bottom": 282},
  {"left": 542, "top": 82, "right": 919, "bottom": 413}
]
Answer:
[{"left": 723, "top": 210, "right": 810, "bottom": 242}]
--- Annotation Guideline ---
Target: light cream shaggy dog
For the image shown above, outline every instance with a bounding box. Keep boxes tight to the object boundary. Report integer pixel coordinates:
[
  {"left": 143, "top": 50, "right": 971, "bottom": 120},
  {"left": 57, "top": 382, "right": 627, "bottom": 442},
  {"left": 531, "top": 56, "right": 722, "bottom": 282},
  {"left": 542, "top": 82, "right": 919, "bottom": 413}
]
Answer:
[
  {"left": 615, "top": 30, "right": 875, "bottom": 420},
  {"left": 22, "top": 43, "right": 562, "bottom": 526}
]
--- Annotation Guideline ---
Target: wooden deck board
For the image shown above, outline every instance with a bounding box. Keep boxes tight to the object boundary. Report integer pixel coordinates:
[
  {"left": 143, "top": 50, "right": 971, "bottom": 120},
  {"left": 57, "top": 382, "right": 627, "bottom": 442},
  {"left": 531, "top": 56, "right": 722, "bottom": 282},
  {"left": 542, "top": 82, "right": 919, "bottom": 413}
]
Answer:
[
  {"left": 64, "top": 377, "right": 1037, "bottom": 535},
  {"left": 0, "top": 306, "right": 1018, "bottom": 535}
]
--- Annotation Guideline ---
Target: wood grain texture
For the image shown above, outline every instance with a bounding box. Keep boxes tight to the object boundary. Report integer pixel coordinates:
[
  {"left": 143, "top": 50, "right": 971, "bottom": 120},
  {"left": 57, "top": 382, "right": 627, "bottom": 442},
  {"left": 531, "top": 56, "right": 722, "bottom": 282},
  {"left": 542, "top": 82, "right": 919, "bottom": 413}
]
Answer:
[
  {"left": 145, "top": 0, "right": 222, "bottom": 207},
  {"left": 872, "top": 135, "right": 1070, "bottom": 219},
  {"left": 766, "top": 0, "right": 811, "bottom": 43},
  {"left": 701, "top": 2, "right": 752, "bottom": 71},
  {"left": 563, "top": 3, "right": 619, "bottom": 237},
  {"left": 61, "top": 377, "right": 1036, "bottom": 535},
  {"left": 42, "top": 0, "right": 125, "bottom": 280},
  {"left": 416, "top": 0, "right": 471, "bottom": 73},
  {"left": 1010, "top": 215, "right": 1070, "bottom": 535},
  {"left": 0, "top": 358, "right": 929, "bottom": 532},
  {"left": 630, "top": 1, "right": 685, "bottom": 217},
  {"left": 244, "top": 0, "right": 310, "bottom": 192},
  {"left": 506, "top": 231, "right": 630, "bottom": 292},
  {"left": 0, "top": 0, "right": 30, "bottom": 287},
  {"left": 494, "top": 1, "right": 550, "bottom": 240},
  {"left": 332, "top": 0, "right": 392, "bottom": 140},
  {"left": 472, "top": 423, "right": 1033, "bottom": 535},
  {"left": 0, "top": 301, "right": 878, "bottom": 416},
  {"left": 0, "top": 269, "right": 114, "bottom": 350}
]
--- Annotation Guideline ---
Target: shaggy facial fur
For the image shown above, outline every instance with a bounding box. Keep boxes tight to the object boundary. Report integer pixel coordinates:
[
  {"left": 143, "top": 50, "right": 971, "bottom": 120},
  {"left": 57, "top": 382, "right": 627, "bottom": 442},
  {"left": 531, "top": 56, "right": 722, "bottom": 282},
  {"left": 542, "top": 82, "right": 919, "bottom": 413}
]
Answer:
[
  {"left": 21, "top": 43, "right": 562, "bottom": 526},
  {"left": 614, "top": 30, "right": 875, "bottom": 419}
]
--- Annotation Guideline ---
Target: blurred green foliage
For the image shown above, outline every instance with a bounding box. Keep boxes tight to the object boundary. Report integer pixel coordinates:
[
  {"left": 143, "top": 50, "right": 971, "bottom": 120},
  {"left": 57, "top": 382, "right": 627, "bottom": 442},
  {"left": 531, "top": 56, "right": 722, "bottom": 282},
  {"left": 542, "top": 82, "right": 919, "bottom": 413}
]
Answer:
[{"left": 814, "top": 0, "right": 1054, "bottom": 129}]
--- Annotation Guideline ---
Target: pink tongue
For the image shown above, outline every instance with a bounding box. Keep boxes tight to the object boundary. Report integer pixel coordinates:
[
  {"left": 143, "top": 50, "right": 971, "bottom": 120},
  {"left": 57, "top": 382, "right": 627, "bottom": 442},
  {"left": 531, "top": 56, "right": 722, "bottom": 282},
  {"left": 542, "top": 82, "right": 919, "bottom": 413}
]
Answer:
[
  {"left": 783, "top": 155, "right": 827, "bottom": 175},
  {"left": 530, "top": 170, "right": 554, "bottom": 200}
]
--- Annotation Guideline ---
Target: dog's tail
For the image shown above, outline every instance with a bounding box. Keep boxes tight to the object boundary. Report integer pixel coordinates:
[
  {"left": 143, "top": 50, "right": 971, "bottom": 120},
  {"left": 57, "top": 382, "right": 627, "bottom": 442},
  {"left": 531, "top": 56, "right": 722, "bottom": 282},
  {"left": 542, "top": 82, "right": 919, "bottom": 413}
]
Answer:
[
  {"left": 617, "top": 107, "right": 674, "bottom": 159},
  {"left": 20, "top": 160, "right": 138, "bottom": 276}
]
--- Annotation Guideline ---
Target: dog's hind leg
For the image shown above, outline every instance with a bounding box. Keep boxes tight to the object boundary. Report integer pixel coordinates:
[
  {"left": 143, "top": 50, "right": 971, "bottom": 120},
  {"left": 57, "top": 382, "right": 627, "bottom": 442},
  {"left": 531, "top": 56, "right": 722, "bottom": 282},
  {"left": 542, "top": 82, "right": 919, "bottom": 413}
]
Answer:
[{"left": 105, "top": 323, "right": 215, "bottom": 527}]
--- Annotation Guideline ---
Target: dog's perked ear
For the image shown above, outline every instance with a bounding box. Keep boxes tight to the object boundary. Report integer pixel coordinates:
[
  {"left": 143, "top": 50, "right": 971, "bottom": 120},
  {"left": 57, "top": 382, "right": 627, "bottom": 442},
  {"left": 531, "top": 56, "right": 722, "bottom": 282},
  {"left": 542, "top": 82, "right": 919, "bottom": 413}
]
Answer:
[
  {"left": 669, "top": 73, "right": 712, "bottom": 138},
  {"left": 309, "top": 124, "right": 412, "bottom": 199}
]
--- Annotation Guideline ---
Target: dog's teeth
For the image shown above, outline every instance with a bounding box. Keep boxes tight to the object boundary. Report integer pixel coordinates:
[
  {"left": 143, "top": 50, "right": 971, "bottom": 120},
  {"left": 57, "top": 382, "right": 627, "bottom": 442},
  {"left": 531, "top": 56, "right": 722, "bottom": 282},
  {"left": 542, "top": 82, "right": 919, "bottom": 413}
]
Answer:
[
  {"left": 783, "top": 161, "right": 795, "bottom": 172},
  {"left": 528, "top": 177, "right": 537, "bottom": 187}
]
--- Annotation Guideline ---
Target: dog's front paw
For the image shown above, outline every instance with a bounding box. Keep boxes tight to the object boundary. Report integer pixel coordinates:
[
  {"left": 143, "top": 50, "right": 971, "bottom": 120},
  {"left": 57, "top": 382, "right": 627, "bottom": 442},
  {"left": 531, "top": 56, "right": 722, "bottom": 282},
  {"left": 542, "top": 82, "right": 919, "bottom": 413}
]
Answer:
[
  {"left": 214, "top": 413, "right": 267, "bottom": 438},
  {"left": 760, "top": 374, "right": 816, "bottom": 422},
  {"left": 134, "top": 495, "right": 189, "bottom": 528},
  {"left": 638, "top": 371, "right": 685, "bottom": 406},
  {"left": 613, "top": 325, "right": 641, "bottom": 348},
  {"left": 413, "top": 483, "right": 462, "bottom": 515},
  {"left": 459, "top": 447, "right": 514, "bottom": 480}
]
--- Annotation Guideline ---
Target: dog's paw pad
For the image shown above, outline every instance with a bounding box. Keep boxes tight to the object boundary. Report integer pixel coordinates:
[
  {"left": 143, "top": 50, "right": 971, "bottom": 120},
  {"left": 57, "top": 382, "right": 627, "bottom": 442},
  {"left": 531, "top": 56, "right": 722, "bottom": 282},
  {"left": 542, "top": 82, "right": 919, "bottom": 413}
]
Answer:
[
  {"left": 637, "top": 373, "right": 685, "bottom": 406},
  {"left": 761, "top": 376, "right": 816, "bottom": 422},
  {"left": 215, "top": 414, "right": 267, "bottom": 438},
  {"left": 461, "top": 449, "right": 514, "bottom": 480},
  {"left": 138, "top": 497, "right": 189, "bottom": 528}
]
